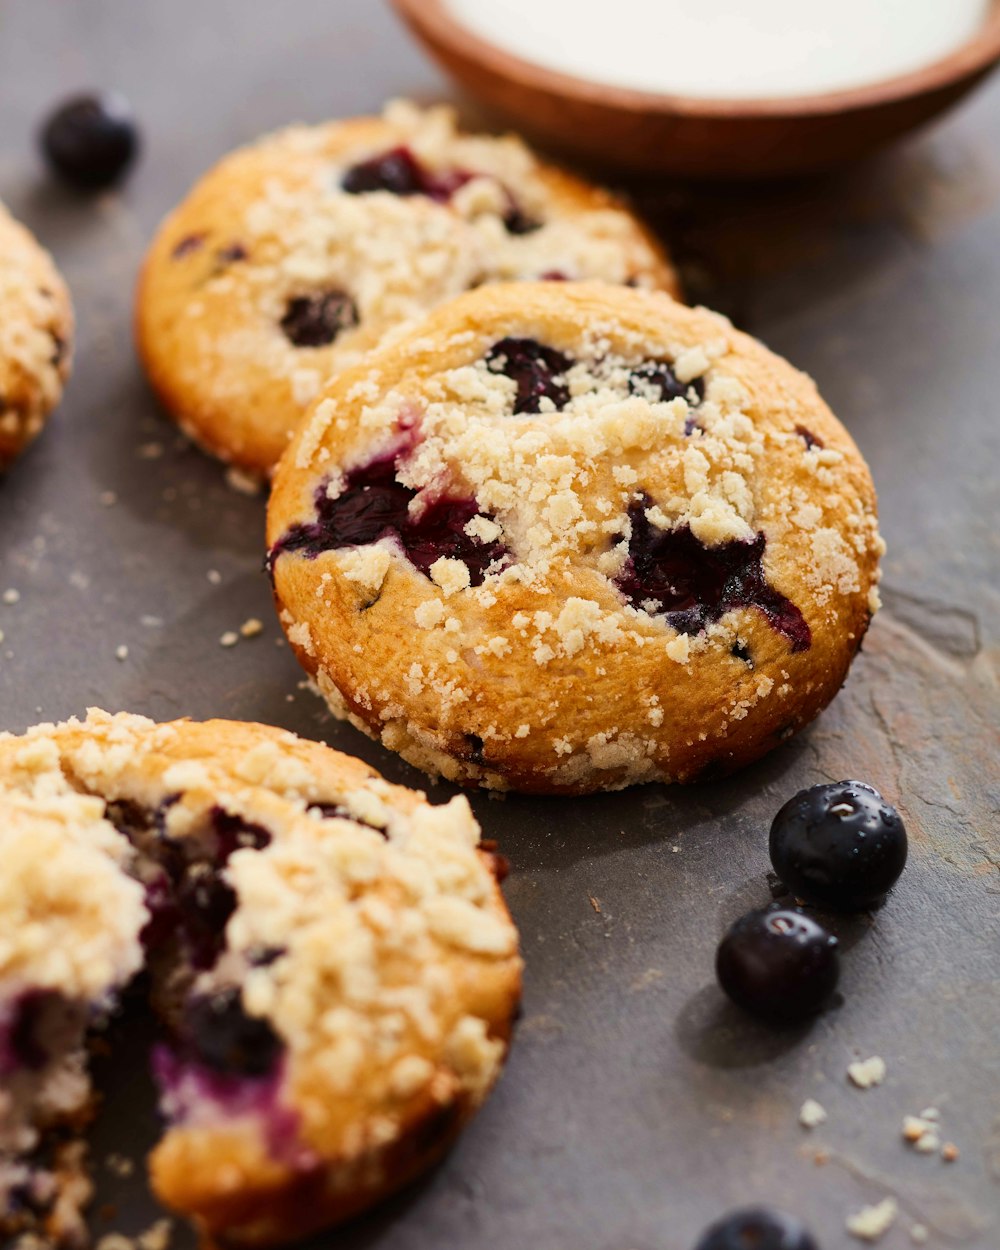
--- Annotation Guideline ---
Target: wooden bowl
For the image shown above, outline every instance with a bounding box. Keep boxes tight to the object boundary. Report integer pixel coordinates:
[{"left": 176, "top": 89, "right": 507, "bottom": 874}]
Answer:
[{"left": 392, "top": 0, "right": 1000, "bottom": 179}]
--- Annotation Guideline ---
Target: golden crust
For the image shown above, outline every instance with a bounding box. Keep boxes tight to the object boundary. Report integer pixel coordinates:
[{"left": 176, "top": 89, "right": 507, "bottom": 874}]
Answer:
[
  {"left": 267, "top": 282, "right": 883, "bottom": 795},
  {"left": 135, "top": 100, "right": 680, "bottom": 475},
  {"left": 0, "top": 203, "right": 73, "bottom": 471},
  {"left": 0, "top": 711, "right": 521, "bottom": 1247}
]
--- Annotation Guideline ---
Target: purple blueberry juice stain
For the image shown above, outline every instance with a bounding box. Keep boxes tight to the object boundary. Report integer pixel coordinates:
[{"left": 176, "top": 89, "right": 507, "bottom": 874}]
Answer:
[
  {"left": 280, "top": 290, "right": 358, "bottom": 348},
  {"left": 615, "top": 497, "right": 811, "bottom": 651},
  {"left": 171, "top": 232, "right": 205, "bottom": 259},
  {"left": 270, "top": 455, "right": 508, "bottom": 587},
  {"left": 485, "top": 337, "right": 572, "bottom": 414}
]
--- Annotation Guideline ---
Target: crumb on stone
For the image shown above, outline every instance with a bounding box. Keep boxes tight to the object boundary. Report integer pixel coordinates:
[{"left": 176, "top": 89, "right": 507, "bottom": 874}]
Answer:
[
  {"left": 799, "top": 1098, "right": 827, "bottom": 1129},
  {"left": 220, "top": 630, "right": 239, "bottom": 647},
  {"left": 847, "top": 1056, "right": 886, "bottom": 1089},
  {"left": 846, "top": 1197, "right": 897, "bottom": 1242}
]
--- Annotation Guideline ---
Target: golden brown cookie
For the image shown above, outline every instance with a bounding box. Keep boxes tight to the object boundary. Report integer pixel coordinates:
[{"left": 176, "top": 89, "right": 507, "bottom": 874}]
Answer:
[
  {"left": 135, "top": 100, "right": 680, "bottom": 475},
  {"left": 267, "top": 282, "right": 883, "bottom": 795},
  {"left": 0, "top": 710, "right": 520, "bottom": 1247},
  {"left": 0, "top": 203, "right": 73, "bottom": 471}
]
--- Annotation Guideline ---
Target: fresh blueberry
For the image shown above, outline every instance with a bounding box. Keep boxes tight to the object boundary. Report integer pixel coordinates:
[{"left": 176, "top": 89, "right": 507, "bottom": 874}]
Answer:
[
  {"left": 769, "top": 781, "right": 907, "bottom": 910},
  {"left": 716, "top": 905, "right": 839, "bottom": 1024},
  {"left": 693, "top": 1206, "right": 819, "bottom": 1250},
  {"left": 184, "top": 986, "right": 282, "bottom": 1078},
  {"left": 485, "top": 337, "right": 572, "bottom": 414},
  {"left": 280, "top": 290, "right": 358, "bottom": 348},
  {"left": 41, "top": 92, "right": 139, "bottom": 190},
  {"left": 615, "top": 501, "right": 811, "bottom": 652}
]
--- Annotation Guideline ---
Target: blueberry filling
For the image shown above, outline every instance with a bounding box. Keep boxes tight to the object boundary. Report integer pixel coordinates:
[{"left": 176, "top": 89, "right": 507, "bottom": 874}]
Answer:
[
  {"left": 341, "top": 146, "right": 541, "bottom": 234},
  {"left": 614, "top": 498, "right": 811, "bottom": 651},
  {"left": 280, "top": 290, "right": 358, "bottom": 348},
  {"left": 341, "top": 146, "right": 472, "bottom": 201},
  {"left": 217, "top": 241, "right": 248, "bottom": 264},
  {"left": 183, "top": 987, "right": 283, "bottom": 1078},
  {"left": 485, "top": 337, "right": 573, "bottom": 414},
  {"left": 270, "top": 455, "right": 508, "bottom": 586},
  {"left": 6, "top": 992, "right": 66, "bottom": 1071},
  {"left": 795, "top": 424, "right": 824, "bottom": 450}
]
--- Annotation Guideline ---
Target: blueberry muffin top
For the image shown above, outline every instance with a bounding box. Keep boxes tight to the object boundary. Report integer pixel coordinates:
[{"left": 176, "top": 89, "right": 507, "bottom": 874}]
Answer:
[
  {"left": 268, "top": 282, "right": 883, "bottom": 795},
  {"left": 135, "top": 100, "right": 680, "bottom": 474}
]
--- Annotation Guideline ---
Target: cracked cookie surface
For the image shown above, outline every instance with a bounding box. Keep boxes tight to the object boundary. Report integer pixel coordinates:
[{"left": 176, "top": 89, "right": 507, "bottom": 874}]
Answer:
[
  {"left": 267, "top": 282, "right": 883, "bottom": 794},
  {"left": 135, "top": 100, "right": 679, "bottom": 475},
  {"left": 0, "top": 710, "right": 520, "bottom": 1247},
  {"left": 0, "top": 203, "right": 73, "bottom": 472}
]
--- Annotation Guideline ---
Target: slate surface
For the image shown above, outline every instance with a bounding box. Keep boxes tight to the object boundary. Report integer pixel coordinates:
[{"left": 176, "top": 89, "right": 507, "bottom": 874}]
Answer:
[{"left": 0, "top": 3, "right": 998, "bottom": 1248}]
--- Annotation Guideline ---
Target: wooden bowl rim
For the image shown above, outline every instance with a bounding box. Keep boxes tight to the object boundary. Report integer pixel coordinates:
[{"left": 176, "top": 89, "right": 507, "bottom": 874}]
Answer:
[{"left": 393, "top": 0, "right": 1000, "bottom": 120}]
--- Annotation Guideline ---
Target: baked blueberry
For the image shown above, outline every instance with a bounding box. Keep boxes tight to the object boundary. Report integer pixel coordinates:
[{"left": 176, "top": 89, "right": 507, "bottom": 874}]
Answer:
[
  {"left": 769, "top": 781, "right": 907, "bottom": 910},
  {"left": 628, "top": 360, "right": 704, "bottom": 406},
  {"left": 615, "top": 503, "right": 811, "bottom": 652},
  {"left": 340, "top": 146, "right": 472, "bottom": 202},
  {"left": 271, "top": 455, "right": 508, "bottom": 586},
  {"left": 184, "top": 986, "right": 283, "bottom": 1078},
  {"left": 716, "top": 905, "right": 839, "bottom": 1024},
  {"left": 280, "top": 291, "right": 358, "bottom": 348},
  {"left": 41, "top": 92, "right": 139, "bottom": 190},
  {"left": 485, "top": 337, "right": 572, "bottom": 414},
  {"left": 694, "top": 1207, "right": 819, "bottom": 1250}
]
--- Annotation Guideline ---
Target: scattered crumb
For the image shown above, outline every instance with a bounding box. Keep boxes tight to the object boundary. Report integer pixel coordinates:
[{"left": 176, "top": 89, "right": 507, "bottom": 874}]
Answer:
[
  {"left": 919, "top": 1107, "right": 940, "bottom": 1122},
  {"left": 219, "top": 631, "right": 239, "bottom": 648},
  {"left": 910, "top": 1225, "right": 929, "bottom": 1245},
  {"left": 847, "top": 1056, "right": 887, "bottom": 1089},
  {"left": 671, "top": 844, "right": 681, "bottom": 853},
  {"left": 813, "top": 1148, "right": 830, "bottom": 1166},
  {"left": 3, "top": 588, "right": 20, "bottom": 604},
  {"left": 207, "top": 569, "right": 222, "bottom": 585},
  {"left": 588, "top": 894, "right": 602, "bottom": 914},
  {"left": 239, "top": 617, "right": 264, "bottom": 639},
  {"left": 799, "top": 1098, "right": 828, "bottom": 1129},
  {"left": 225, "top": 465, "right": 263, "bottom": 496},
  {"left": 846, "top": 1197, "right": 898, "bottom": 1242},
  {"left": 140, "top": 615, "right": 163, "bottom": 628},
  {"left": 0, "top": 630, "right": 4, "bottom": 644},
  {"left": 941, "top": 1141, "right": 959, "bottom": 1162},
  {"left": 105, "top": 1152, "right": 134, "bottom": 1177},
  {"left": 115, "top": 645, "right": 128, "bottom": 662},
  {"left": 137, "top": 441, "right": 163, "bottom": 460},
  {"left": 903, "top": 1114, "right": 942, "bottom": 1153},
  {"left": 99, "top": 490, "right": 118, "bottom": 506}
]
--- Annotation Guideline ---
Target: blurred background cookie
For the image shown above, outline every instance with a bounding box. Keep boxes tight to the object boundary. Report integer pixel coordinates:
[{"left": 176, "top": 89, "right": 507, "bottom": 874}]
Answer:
[
  {"left": 135, "top": 100, "right": 680, "bottom": 476},
  {"left": 268, "top": 281, "right": 883, "bottom": 794},
  {"left": 0, "top": 203, "right": 73, "bottom": 472}
]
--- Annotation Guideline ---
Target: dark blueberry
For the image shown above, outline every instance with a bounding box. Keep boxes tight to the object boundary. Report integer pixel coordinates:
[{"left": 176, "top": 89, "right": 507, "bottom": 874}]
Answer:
[
  {"left": 340, "top": 146, "right": 473, "bottom": 202},
  {"left": 795, "top": 425, "right": 824, "bottom": 451},
  {"left": 307, "top": 801, "right": 388, "bottom": 836},
  {"left": 478, "top": 838, "right": 510, "bottom": 883},
  {"left": 539, "top": 269, "right": 568, "bottom": 281},
  {"left": 184, "top": 987, "right": 283, "bottom": 1078},
  {"left": 139, "top": 870, "right": 181, "bottom": 953},
  {"left": 105, "top": 797, "right": 152, "bottom": 838},
  {"left": 485, "top": 337, "right": 572, "bottom": 415},
  {"left": 615, "top": 500, "right": 811, "bottom": 652},
  {"left": 628, "top": 361, "right": 705, "bottom": 407},
  {"left": 8, "top": 992, "right": 69, "bottom": 1070},
  {"left": 693, "top": 1206, "right": 819, "bottom": 1250},
  {"left": 176, "top": 865, "right": 238, "bottom": 970},
  {"left": 716, "top": 906, "right": 839, "bottom": 1024},
  {"left": 271, "top": 455, "right": 508, "bottom": 586},
  {"left": 341, "top": 146, "right": 428, "bottom": 197},
  {"left": 171, "top": 233, "right": 205, "bottom": 259},
  {"left": 210, "top": 807, "right": 271, "bottom": 861},
  {"left": 769, "top": 781, "right": 907, "bottom": 911},
  {"left": 503, "top": 202, "right": 542, "bottom": 235},
  {"left": 40, "top": 92, "right": 139, "bottom": 190},
  {"left": 280, "top": 290, "right": 358, "bottom": 348},
  {"left": 464, "top": 734, "right": 486, "bottom": 765}
]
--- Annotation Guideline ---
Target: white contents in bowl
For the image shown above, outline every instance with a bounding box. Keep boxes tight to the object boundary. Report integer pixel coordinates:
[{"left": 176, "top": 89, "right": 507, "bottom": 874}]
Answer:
[{"left": 446, "top": 0, "right": 991, "bottom": 100}]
